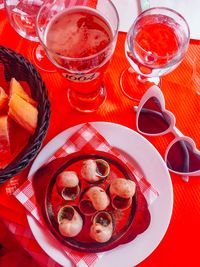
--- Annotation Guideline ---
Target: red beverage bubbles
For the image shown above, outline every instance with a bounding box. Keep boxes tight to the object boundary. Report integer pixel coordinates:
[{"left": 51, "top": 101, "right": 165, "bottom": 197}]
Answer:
[
  {"left": 136, "top": 22, "right": 179, "bottom": 58},
  {"left": 135, "top": 22, "right": 179, "bottom": 66},
  {"left": 45, "top": 7, "right": 114, "bottom": 95},
  {"left": 46, "top": 9, "right": 112, "bottom": 59}
]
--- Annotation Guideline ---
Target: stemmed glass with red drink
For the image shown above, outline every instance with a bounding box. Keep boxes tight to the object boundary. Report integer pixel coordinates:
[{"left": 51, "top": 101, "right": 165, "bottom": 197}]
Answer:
[
  {"left": 36, "top": 0, "right": 119, "bottom": 112},
  {"left": 120, "top": 7, "right": 190, "bottom": 101}
]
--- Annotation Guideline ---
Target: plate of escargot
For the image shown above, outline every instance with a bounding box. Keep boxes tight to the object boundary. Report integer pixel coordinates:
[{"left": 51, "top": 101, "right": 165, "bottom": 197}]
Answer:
[{"left": 41, "top": 150, "right": 151, "bottom": 253}]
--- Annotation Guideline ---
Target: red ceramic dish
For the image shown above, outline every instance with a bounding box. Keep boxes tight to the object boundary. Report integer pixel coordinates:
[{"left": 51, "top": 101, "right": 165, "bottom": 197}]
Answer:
[{"left": 40, "top": 150, "right": 150, "bottom": 253}]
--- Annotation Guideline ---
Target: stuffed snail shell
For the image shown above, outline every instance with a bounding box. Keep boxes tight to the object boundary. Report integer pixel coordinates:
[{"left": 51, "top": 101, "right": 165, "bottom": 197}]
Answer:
[
  {"left": 56, "top": 171, "right": 80, "bottom": 200},
  {"left": 81, "top": 159, "right": 110, "bottom": 183},
  {"left": 90, "top": 211, "right": 113, "bottom": 243},
  {"left": 57, "top": 205, "right": 83, "bottom": 237},
  {"left": 109, "top": 178, "right": 136, "bottom": 210},
  {"left": 79, "top": 186, "right": 110, "bottom": 215}
]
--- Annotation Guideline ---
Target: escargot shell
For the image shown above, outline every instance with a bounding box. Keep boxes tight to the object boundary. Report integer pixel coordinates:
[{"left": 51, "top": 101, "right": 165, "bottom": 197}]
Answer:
[
  {"left": 79, "top": 186, "right": 110, "bottom": 215},
  {"left": 110, "top": 178, "right": 136, "bottom": 210},
  {"left": 90, "top": 211, "right": 113, "bottom": 243},
  {"left": 57, "top": 205, "right": 83, "bottom": 237},
  {"left": 56, "top": 171, "right": 80, "bottom": 200},
  {"left": 81, "top": 159, "right": 110, "bottom": 183}
]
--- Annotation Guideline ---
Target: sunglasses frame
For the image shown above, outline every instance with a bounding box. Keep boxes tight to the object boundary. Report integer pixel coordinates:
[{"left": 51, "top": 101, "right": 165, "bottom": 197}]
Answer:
[
  {"left": 135, "top": 85, "right": 176, "bottom": 136},
  {"left": 135, "top": 85, "right": 200, "bottom": 178}
]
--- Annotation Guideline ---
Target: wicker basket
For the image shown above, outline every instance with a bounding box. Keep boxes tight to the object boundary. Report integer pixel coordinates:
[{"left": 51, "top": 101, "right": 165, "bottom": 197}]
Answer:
[{"left": 0, "top": 46, "right": 51, "bottom": 183}]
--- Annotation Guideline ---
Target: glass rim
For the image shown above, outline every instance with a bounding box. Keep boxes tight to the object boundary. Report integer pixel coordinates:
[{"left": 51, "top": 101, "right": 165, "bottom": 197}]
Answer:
[
  {"left": 36, "top": 0, "right": 119, "bottom": 62},
  {"left": 128, "top": 6, "right": 190, "bottom": 61}
]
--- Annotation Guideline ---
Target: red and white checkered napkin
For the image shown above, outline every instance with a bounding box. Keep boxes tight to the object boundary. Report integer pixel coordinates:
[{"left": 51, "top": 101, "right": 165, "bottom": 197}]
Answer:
[{"left": 14, "top": 123, "right": 159, "bottom": 267}]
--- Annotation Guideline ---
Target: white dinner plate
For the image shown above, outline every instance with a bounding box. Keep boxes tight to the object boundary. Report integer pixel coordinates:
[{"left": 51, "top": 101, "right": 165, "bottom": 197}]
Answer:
[
  {"left": 112, "top": 0, "right": 200, "bottom": 40},
  {"left": 27, "top": 122, "right": 173, "bottom": 267}
]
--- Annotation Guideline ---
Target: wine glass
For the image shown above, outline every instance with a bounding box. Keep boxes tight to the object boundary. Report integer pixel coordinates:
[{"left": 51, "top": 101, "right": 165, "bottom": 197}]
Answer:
[
  {"left": 4, "top": 0, "right": 56, "bottom": 72},
  {"left": 36, "top": 0, "right": 119, "bottom": 112},
  {"left": 120, "top": 7, "right": 190, "bottom": 101}
]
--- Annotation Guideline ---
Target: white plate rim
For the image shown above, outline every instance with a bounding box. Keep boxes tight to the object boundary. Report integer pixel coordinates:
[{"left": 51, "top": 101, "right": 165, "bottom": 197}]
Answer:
[{"left": 27, "top": 122, "right": 173, "bottom": 267}]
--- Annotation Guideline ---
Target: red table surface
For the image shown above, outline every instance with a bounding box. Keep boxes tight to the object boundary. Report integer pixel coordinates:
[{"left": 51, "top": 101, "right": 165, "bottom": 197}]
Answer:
[{"left": 0, "top": 8, "right": 200, "bottom": 267}]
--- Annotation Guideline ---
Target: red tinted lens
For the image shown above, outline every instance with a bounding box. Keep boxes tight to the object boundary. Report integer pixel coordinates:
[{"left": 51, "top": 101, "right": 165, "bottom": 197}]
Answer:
[
  {"left": 138, "top": 97, "right": 171, "bottom": 134},
  {"left": 166, "top": 140, "right": 200, "bottom": 173}
]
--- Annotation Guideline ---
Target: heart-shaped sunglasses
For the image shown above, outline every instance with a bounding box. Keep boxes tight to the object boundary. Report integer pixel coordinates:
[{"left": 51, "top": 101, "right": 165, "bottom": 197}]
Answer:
[{"left": 134, "top": 85, "right": 200, "bottom": 181}]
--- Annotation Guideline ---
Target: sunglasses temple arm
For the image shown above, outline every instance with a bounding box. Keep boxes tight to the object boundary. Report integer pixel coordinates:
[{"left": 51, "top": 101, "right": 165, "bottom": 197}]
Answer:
[{"left": 171, "top": 126, "right": 185, "bottom": 137}]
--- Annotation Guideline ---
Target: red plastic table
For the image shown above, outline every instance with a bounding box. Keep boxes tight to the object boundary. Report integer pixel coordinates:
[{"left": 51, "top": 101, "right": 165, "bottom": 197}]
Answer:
[{"left": 0, "top": 7, "right": 200, "bottom": 267}]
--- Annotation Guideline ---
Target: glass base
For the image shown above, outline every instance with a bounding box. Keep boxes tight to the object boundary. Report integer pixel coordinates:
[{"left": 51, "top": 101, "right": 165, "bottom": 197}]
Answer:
[
  {"left": 67, "top": 84, "right": 106, "bottom": 113},
  {"left": 32, "top": 44, "right": 56, "bottom": 73},
  {"left": 120, "top": 67, "right": 160, "bottom": 102}
]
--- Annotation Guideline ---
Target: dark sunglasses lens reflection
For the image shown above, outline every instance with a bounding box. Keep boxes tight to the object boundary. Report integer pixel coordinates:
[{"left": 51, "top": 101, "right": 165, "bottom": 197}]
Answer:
[
  {"left": 138, "top": 97, "right": 171, "bottom": 134},
  {"left": 167, "top": 140, "right": 200, "bottom": 173}
]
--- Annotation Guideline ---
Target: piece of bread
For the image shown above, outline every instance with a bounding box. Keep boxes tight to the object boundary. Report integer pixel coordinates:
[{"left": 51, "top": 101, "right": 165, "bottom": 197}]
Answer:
[
  {"left": 10, "top": 78, "right": 37, "bottom": 106},
  {"left": 8, "top": 94, "right": 38, "bottom": 134},
  {"left": 0, "top": 87, "right": 8, "bottom": 111},
  {"left": 0, "top": 115, "right": 10, "bottom": 153}
]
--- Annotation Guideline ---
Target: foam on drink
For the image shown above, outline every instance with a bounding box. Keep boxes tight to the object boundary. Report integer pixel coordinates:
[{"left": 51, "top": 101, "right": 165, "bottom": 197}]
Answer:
[{"left": 45, "top": 7, "right": 113, "bottom": 59}]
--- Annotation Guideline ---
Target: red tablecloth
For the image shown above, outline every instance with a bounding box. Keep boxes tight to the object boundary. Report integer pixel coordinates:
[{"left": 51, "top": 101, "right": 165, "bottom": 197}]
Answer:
[{"left": 0, "top": 7, "right": 200, "bottom": 267}]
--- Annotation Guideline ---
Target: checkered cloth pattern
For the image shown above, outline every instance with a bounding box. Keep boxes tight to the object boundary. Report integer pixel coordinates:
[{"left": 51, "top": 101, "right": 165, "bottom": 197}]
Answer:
[{"left": 14, "top": 123, "right": 159, "bottom": 267}]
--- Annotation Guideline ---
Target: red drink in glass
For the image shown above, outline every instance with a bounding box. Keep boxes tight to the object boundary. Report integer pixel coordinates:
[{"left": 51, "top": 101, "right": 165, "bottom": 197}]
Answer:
[
  {"left": 126, "top": 14, "right": 187, "bottom": 77},
  {"left": 120, "top": 8, "right": 189, "bottom": 101},
  {"left": 46, "top": 9, "right": 112, "bottom": 59},
  {"left": 135, "top": 20, "right": 179, "bottom": 67},
  {"left": 36, "top": 0, "right": 119, "bottom": 112},
  {"left": 45, "top": 7, "right": 113, "bottom": 96}
]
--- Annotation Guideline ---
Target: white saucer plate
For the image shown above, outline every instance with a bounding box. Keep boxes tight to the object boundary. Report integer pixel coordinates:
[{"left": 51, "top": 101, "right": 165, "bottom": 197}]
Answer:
[{"left": 27, "top": 122, "right": 173, "bottom": 267}]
